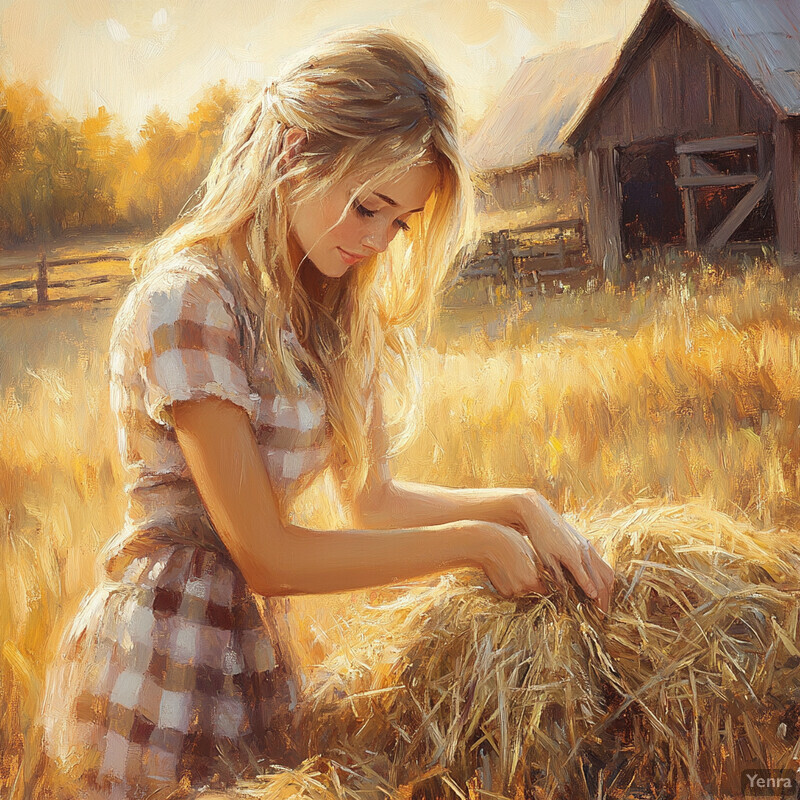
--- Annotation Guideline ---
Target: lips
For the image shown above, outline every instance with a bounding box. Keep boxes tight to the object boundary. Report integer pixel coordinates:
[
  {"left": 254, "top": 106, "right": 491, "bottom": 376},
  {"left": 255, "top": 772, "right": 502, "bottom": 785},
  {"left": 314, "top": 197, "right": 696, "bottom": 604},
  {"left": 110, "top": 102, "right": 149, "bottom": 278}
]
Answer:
[{"left": 337, "top": 247, "right": 366, "bottom": 266}]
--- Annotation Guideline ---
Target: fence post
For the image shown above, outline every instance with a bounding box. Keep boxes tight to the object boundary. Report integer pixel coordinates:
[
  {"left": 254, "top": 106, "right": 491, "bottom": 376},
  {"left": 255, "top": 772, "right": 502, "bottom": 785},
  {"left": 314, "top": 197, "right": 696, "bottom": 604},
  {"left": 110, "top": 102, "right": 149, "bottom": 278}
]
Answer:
[
  {"left": 36, "top": 254, "right": 48, "bottom": 304},
  {"left": 499, "top": 230, "right": 514, "bottom": 288}
]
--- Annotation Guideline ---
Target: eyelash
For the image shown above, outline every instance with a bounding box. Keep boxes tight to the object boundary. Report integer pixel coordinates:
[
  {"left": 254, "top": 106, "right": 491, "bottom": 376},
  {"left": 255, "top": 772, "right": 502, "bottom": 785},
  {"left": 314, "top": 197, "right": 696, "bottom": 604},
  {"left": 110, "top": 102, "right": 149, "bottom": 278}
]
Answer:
[{"left": 354, "top": 203, "right": 411, "bottom": 232}]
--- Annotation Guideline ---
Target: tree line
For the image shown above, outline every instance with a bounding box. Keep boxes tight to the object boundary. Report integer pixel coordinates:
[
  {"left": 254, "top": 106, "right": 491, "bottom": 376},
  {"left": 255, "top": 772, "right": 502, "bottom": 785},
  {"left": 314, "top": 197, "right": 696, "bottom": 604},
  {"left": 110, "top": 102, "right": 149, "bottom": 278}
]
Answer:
[{"left": 0, "top": 77, "right": 249, "bottom": 248}]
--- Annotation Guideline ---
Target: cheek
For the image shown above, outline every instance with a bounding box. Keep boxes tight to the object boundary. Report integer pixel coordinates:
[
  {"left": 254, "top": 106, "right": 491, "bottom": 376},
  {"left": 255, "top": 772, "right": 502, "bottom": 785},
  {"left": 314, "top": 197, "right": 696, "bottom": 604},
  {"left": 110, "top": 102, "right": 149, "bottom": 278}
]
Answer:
[
  {"left": 330, "top": 215, "right": 364, "bottom": 245},
  {"left": 316, "top": 199, "right": 356, "bottom": 243}
]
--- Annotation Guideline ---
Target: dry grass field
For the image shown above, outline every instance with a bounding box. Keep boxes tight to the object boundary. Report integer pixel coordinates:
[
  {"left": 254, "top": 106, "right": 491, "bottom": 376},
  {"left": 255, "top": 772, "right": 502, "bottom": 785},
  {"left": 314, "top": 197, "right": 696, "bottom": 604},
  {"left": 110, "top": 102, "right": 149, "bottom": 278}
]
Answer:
[{"left": 3, "top": 253, "right": 800, "bottom": 799}]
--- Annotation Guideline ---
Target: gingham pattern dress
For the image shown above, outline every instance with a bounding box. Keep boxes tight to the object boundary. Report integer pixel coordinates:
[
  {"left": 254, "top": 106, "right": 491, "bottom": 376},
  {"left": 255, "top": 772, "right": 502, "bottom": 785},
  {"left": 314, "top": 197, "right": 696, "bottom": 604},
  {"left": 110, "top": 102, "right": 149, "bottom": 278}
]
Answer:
[{"left": 39, "top": 243, "right": 339, "bottom": 799}]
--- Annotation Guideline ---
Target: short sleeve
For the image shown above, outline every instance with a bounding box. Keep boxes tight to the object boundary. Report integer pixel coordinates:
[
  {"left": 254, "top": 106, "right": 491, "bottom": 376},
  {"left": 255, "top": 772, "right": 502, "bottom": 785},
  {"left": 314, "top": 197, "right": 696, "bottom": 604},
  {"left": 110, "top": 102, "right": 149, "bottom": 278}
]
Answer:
[{"left": 132, "top": 267, "right": 261, "bottom": 429}]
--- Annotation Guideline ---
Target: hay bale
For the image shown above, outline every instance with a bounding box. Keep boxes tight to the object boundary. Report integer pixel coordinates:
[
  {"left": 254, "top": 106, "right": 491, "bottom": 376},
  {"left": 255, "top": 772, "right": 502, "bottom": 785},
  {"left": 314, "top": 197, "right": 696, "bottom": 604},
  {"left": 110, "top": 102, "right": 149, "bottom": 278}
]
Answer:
[
  {"left": 191, "top": 755, "right": 394, "bottom": 800},
  {"left": 299, "top": 501, "right": 800, "bottom": 800}
]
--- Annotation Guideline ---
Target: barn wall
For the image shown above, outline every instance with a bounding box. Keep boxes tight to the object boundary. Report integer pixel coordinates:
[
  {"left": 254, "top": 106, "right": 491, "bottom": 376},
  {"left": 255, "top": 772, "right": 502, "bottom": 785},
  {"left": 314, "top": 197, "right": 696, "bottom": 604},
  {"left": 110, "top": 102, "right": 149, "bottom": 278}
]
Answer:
[
  {"left": 477, "top": 156, "right": 582, "bottom": 216},
  {"left": 580, "top": 147, "right": 624, "bottom": 283},
  {"left": 773, "top": 117, "right": 800, "bottom": 267},
  {"left": 585, "top": 16, "right": 775, "bottom": 150}
]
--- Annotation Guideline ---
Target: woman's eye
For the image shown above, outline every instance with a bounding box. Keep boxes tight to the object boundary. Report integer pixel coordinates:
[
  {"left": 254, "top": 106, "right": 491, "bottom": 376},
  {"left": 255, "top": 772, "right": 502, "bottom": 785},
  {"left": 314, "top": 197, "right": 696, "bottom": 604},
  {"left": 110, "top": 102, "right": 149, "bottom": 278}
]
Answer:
[
  {"left": 353, "top": 201, "right": 409, "bottom": 232},
  {"left": 354, "top": 203, "right": 376, "bottom": 218}
]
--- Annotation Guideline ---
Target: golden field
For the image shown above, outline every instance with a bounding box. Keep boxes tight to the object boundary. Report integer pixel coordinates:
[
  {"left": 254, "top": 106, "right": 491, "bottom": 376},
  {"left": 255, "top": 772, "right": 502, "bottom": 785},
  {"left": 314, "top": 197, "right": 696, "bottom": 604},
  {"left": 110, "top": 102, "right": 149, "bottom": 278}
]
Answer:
[{"left": 3, "top": 254, "right": 800, "bottom": 798}]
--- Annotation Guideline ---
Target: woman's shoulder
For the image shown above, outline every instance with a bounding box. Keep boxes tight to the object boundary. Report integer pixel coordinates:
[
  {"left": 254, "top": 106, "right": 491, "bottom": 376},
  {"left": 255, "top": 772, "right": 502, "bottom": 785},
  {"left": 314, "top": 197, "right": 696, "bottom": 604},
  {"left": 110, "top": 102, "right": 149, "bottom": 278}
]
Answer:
[
  {"left": 108, "top": 243, "right": 265, "bottom": 428},
  {"left": 136, "top": 244, "right": 237, "bottom": 306},
  {"left": 111, "top": 245, "right": 242, "bottom": 346}
]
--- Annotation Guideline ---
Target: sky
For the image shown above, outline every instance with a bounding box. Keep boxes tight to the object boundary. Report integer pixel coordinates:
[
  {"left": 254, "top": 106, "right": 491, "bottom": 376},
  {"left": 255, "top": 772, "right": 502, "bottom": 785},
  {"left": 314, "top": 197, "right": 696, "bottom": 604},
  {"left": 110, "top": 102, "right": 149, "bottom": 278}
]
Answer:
[{"left": 0, "top": 0, "right": 649, "bottom": 138}]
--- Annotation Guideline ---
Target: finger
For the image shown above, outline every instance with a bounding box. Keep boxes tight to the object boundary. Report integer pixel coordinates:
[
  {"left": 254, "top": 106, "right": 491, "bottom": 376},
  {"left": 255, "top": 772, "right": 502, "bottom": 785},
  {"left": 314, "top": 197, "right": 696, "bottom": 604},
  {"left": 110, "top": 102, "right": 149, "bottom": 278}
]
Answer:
[
  {"left": 527, "top": 571, "right": 548, "bottom": 596},
  {"left": 565, "top": 554, "right": 599, "bottom": 601},
  {"left": 585, "top": 545, "right": 615, "bottom": 589},
  {"left": 525, "top": 553, "right": 548, "bottom": 596},
  {"left": 582, "top": 551, "right": 608, "bottom": 612},
  {"left": 597, "top": 554, "right": 616, "bottom": 585},
  {"left": 519, "top": 532, "right": 536, "bottom": 558},
  {"left": 587, "top": 550, "right": 615, "bottom": 613},
  {"left": 564, "top": 525, "right": 613, "bottom": 610},
  {"left": 573, "top": 530, "right": 613, "bottom": 578},
  {"left": 487, "top": 575, "right": 511, "bottom": 599},
  {"left": 546, "top": 558, "right": 567, "bottom": 589}
]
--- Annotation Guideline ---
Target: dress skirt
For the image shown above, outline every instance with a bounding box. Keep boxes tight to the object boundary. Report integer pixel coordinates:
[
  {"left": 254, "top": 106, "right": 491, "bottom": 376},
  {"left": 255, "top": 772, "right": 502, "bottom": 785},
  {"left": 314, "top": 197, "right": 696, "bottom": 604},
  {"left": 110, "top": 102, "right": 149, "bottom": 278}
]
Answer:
[{"left": 39, "top": 543, "right": 303, "bottom": 800}]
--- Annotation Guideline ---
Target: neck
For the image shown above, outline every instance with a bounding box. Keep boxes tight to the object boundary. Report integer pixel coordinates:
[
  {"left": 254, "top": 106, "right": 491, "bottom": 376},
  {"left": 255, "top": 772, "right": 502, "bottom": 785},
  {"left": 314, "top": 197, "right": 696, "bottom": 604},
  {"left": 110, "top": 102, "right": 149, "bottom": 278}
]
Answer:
[
  {"left": 287, "top": 232, "right": 335, "bottom": 306},
  {"left": 300, "top": 261, "right": 333, "bottom": 306}
]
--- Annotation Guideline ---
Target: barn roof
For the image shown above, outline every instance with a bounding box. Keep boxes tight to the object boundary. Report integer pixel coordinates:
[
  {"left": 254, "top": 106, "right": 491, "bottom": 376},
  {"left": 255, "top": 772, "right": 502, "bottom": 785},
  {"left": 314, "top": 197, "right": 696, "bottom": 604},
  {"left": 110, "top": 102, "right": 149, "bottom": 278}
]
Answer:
[
  {"left": 567, "top": 0, "right": 800, "bottom": 148},
  {"left": 464, "top": 41, "right": 618, "bottom": 172},
  {"left": 671, "top": 0, "right": 800, "bottom": 115}
]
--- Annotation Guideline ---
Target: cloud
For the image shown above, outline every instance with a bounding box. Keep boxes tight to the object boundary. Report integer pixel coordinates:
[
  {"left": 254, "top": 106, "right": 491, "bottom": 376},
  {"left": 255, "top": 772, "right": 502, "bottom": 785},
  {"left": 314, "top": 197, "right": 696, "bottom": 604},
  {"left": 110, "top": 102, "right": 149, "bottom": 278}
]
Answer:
[
  {"left": 105, "top": 18, "right": 131, "bottom": 43},
  {"left": 152, "top": 8, "right": 168, "bottom": 30},
  {"left": 554, "top": 0, "right": 648, "bottom": 45},
  {"left": 0, "top": 0, "right": 646, "bottom": 137}
]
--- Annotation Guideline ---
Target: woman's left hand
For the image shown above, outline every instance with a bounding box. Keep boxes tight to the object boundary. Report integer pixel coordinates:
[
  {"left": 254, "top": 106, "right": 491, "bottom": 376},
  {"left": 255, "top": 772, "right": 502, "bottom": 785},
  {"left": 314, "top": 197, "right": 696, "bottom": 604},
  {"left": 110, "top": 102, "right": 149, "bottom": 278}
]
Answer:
[{"left": 508, "top": 490, "right": 615, "bottom": 613}]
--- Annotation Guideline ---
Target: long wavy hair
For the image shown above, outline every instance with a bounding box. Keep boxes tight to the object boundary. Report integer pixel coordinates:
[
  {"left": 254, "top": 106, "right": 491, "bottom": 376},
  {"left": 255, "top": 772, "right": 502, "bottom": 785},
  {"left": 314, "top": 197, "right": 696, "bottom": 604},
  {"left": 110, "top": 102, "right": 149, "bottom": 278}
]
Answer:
[{"left": 128, "top": 27, "right": 478, "bottom": 507}]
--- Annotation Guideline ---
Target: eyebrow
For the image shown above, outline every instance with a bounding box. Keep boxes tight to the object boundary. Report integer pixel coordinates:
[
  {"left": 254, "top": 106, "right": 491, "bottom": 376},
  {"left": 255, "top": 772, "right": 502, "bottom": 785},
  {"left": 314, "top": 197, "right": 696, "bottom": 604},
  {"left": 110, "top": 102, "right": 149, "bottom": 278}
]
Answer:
[{"left": 373, "top": 192, "right": 426, "bottom": 214}]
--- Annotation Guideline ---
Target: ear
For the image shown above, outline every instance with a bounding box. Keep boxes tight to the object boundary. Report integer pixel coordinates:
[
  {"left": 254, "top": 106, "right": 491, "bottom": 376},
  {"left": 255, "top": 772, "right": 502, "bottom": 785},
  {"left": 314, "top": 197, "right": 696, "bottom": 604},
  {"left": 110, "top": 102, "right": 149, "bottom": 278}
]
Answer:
[{"left": 279, "top": 126, "right": 308, "bottom": 169}]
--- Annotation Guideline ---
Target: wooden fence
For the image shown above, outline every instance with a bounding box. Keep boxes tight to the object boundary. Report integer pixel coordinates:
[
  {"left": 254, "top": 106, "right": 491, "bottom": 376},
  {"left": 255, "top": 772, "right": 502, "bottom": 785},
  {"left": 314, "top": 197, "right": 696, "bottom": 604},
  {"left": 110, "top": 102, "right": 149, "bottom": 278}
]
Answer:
[
  {"left": 0, "top": 222, "right": 591, "bottom": 310},
  {"left": 459, "top": 218, "right": 589, "bottom": 291},
  {"left": 0, "top": 253, "right": 132, "bottom": 309}
]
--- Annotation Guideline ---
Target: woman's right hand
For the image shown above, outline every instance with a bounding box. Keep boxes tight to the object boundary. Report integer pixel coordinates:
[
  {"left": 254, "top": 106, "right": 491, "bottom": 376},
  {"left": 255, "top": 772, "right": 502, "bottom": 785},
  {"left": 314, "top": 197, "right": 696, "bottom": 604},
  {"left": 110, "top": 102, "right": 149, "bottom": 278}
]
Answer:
[{"left": 475, "top": 522, "right": 548, "bottom": 599}]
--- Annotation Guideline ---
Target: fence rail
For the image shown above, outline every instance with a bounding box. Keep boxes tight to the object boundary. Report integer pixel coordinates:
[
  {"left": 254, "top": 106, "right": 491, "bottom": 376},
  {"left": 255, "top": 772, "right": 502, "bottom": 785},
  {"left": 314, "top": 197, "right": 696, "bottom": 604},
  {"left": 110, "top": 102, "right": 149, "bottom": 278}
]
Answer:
[{"left": 0, "top": 253, "right": 131, "bottom": 308}]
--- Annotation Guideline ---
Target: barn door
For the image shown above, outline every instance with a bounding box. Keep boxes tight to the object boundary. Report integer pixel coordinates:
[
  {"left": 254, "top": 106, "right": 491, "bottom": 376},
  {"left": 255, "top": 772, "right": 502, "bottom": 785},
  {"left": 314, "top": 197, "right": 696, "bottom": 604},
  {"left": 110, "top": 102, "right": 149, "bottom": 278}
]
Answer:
[{"left": 675, "top": 134, "right": 773, "bottom": 254}]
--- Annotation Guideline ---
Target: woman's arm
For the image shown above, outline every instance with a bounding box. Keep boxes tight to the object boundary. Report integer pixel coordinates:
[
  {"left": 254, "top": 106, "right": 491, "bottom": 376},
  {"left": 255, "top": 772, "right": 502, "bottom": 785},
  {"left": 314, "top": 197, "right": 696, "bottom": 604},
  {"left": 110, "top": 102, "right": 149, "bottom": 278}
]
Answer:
[
  {"left": 355, "top": 393, "right": 614, "bottom": 610},
  {"left": 359, "top": 479, "right": 614, "bottom": 610},
  {"left": 170, "top": 395, "right": 545, "bottom": 599},
  {"left": 357, "top": 479, "right": 525, "bottom": 531}
]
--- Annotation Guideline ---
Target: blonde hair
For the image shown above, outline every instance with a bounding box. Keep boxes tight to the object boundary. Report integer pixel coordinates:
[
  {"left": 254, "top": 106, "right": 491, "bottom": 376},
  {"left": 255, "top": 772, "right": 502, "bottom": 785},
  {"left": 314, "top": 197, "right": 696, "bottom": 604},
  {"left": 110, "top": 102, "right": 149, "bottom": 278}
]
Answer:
[{"left": 129, "top": 27, "right": 479, "bottom": 507}]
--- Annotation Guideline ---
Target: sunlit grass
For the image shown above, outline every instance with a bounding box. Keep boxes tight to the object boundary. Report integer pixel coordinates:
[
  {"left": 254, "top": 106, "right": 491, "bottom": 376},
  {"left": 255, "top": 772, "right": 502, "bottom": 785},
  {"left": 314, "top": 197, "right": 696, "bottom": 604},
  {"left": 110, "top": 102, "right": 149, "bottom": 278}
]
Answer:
[
  {"left": 420, "top": 257, "right": 800, "bottom": 528},
  {"left": 3, "top": 253, "right": 800, "bottom": 796}
]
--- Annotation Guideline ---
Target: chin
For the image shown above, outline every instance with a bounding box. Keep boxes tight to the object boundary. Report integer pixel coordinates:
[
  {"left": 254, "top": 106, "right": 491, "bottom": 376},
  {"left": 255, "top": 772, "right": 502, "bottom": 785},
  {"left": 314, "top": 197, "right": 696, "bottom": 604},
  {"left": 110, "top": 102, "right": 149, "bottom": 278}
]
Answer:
[{"left": 315, "top": 260, "right": 349, "bottom": 279}]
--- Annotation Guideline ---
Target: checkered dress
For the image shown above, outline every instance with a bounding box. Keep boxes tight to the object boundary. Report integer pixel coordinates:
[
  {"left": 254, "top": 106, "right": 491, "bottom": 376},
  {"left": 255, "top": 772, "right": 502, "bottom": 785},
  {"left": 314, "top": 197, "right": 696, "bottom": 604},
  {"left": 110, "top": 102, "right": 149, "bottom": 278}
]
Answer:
[{"left": 39, "top": 243, "right": 347, "bottom": 798}]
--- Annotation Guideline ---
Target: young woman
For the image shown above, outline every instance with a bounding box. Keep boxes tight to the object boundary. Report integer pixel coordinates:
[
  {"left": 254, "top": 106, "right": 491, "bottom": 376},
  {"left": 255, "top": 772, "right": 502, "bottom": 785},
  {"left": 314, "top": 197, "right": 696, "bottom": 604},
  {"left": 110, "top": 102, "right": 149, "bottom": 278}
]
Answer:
[{"left": 38, "top": 27, "right": 615, "bottom": 799}]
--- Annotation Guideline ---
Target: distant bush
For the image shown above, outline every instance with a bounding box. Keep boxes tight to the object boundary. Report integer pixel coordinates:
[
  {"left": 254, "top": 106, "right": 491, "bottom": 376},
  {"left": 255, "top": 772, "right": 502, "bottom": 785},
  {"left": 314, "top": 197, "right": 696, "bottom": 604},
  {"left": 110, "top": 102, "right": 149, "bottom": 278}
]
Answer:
[{"left": 0, "top": 78, "right": 243, "bottom": 247}]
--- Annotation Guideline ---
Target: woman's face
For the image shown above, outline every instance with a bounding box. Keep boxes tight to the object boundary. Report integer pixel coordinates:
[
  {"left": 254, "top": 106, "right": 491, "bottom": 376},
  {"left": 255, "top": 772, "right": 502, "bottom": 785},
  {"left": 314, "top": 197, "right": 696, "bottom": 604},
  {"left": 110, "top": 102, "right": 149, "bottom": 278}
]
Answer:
[{"left": 287, "top": 161, "right": 439, "bottom": 278}]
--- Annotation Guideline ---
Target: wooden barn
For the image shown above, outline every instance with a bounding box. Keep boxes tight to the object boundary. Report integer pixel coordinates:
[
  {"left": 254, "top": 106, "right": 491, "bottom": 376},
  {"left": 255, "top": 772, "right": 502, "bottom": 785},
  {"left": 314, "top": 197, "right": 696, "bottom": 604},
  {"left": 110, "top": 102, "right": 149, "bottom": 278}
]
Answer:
[
  {"left": 566, "top": 0, "right": 800, "bottom": 282},
  {"left": 466, "top": 42, "right": 617, "bottom": 228}
]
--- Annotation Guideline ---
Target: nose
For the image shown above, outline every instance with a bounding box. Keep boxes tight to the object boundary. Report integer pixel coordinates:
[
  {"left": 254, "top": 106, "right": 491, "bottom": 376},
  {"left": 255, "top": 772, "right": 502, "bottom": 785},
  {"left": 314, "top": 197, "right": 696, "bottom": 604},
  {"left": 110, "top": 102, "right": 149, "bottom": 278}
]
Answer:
[{"left": 362, "top": 222, "right": 391, "bottom": 254}]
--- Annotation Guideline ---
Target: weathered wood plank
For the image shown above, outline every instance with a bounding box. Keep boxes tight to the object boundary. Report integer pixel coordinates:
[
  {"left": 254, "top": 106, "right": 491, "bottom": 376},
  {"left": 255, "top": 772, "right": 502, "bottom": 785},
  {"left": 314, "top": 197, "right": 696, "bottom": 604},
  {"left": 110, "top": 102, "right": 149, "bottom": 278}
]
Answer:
[
  {"left": 460, "top": 267, "right": 500, "bottom": 278},
  {"left": 676, "top": 134, "right": 759, "bottom": 154},
  {"left": 676, "top": 173, "right": 759, "bottom": 188},
  {"left": 519, "top": 266, "right": 583, "bottom": 289},
  {"left": 704, "top": 171, "right": 772, "bottom": 252},
  {"left": 514, "top": 218, "right": 582, "bottom": 234},
  {"left": 45, "top": 255, "right": 130, "bottom": 267},
  {"left": 0, "top": 279, "right": 36, "bottom": 291},
  {"left": 46, "top": 276, "right": 119, "bottom": 289},
  {"left": 513, "top": 248, "right": 559, "bottom": 259},
  {"left": 601, "top": 147, "right": 624, "bottom": 284},
  {"left": 0, "top": 273, "right": 127, "bottom": 295},
  {"left": 757, "top": 133, "right": 769, "bottom": 177},
  {"left": 773, "top": 119, "right": 800, "bottom": 266},
  {"left": 679, "top": 153, "right": 699, "bottom": 251},
  {"left": 691, "top": 157, "right": 721, "bottom": 177},
  {"left": 649, "top": 58, "right": 661, "bottom": 131},
  {"left": 581, "top": 147, "right": 624, "bottom": 284}
]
